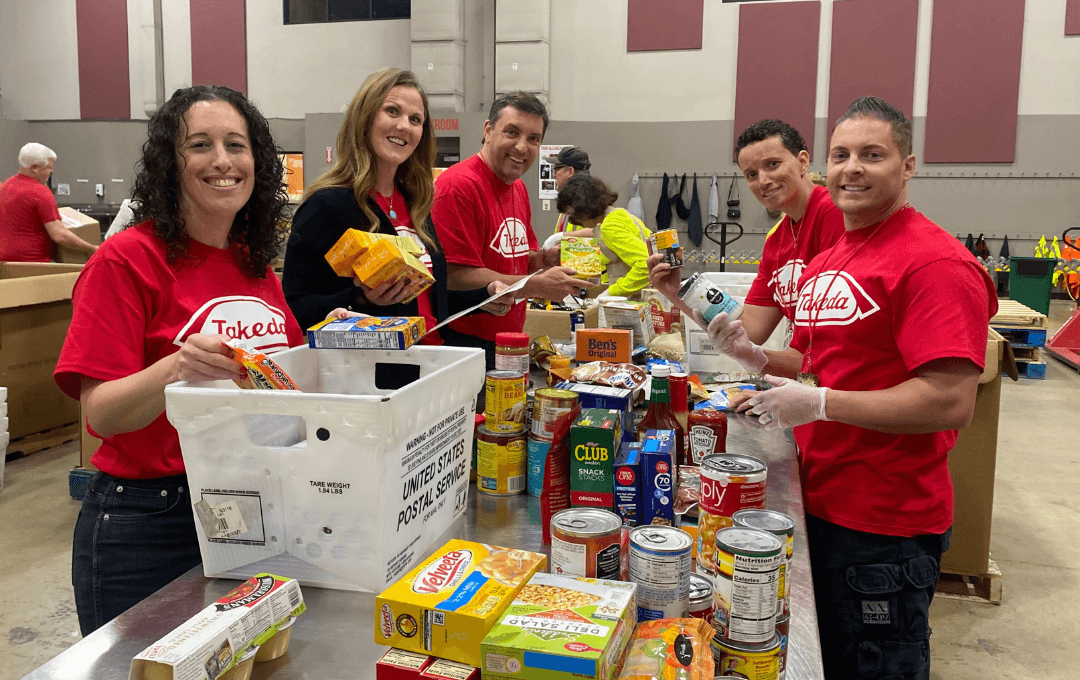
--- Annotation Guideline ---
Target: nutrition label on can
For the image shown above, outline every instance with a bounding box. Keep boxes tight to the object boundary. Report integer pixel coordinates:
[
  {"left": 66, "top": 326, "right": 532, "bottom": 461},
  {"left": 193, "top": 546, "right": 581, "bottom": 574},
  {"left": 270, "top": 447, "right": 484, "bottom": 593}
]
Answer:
[
  {"left": 715, "top": 552, "right": 782, "bottom": 643},
  {"left": 629, "top": 549, "right": 691, "bottom": 619}
]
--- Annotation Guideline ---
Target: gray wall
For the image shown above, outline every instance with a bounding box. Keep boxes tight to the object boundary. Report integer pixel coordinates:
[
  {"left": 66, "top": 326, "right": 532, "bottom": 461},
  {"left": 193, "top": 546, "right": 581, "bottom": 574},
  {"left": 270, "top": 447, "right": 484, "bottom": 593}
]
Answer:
[{"left": 0, "top": 118, "right": 31, "bottom": 177}]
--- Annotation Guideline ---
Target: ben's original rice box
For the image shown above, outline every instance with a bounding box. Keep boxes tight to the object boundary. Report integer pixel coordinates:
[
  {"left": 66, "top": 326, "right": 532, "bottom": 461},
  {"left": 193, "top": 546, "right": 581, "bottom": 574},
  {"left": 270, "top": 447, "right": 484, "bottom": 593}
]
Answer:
[
  {"left": 374, "top": 540, "right": 547, "bottom": 667},
  {"left": 481, "top": 573, "right": 637, "bottom": 680},
  {"left": 308, "top": 316, "right": 426, "bottom": 350},
  {"left": 561, "top": 237, "right": 604, "bottom": 284},
  {"left": 129, "top": 574, "right": 304, "bottom": 680},
  {"left": 576, "top": 328, "right": 632, "bottom": 364}
]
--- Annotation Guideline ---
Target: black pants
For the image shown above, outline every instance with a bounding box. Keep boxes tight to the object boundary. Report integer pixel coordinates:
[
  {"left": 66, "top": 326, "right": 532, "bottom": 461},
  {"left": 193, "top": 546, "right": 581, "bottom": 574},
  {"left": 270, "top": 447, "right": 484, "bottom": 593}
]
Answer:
[{"left": 806, "top": 515, "right": 951, "bottom": 680}]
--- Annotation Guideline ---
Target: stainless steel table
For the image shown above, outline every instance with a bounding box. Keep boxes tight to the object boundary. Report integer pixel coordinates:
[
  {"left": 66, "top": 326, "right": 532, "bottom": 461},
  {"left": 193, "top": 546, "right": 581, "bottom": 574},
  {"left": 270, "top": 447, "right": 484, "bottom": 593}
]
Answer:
[{"left": 23, "top": 413, "right": 823, "bottom": 680}]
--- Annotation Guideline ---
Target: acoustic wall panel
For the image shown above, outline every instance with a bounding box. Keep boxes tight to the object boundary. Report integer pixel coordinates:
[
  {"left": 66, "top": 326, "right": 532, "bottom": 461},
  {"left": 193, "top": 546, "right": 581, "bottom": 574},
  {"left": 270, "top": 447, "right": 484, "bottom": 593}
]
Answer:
[
  {"left": 190, "top": 0, "right": 247, "bottom": 95},
  {"left": 627, "top": 0, "right": 703, "bottom": 52},
  {"left": 924, "top": 0, "right": 1025, "bottom": 163},
  {"left": 734, "top": 2, "right": 820, "bottom": 158},
  {"left": 1067, "top": 0, "right": 1080, "bottom": 35},
  {"left": 828, "top": 0, "right": 918, "bottom": 133},
  {"left": 77, "top": 0, "right": 131, "bottom": 119}
]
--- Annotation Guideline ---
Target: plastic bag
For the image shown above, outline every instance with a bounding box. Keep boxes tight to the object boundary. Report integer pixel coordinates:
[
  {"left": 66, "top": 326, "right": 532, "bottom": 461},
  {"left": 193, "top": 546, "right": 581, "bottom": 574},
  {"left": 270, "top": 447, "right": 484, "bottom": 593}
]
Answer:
[{"left": 617, "top": 618, "right": 715, "bottom": 680}]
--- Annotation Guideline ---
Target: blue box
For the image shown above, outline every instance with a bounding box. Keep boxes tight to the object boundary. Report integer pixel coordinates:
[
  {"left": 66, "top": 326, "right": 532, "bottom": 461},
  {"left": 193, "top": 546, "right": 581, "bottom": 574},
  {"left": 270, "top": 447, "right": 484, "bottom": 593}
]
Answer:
[
  {"left": 555, "top": 381, "right": 635, "bottom": 441},
  {"left": 613, "top": 442, "right": 643, "bottom": 527},
  {"left": 640, "top": 429, "right": 676, "bottom": 526}
]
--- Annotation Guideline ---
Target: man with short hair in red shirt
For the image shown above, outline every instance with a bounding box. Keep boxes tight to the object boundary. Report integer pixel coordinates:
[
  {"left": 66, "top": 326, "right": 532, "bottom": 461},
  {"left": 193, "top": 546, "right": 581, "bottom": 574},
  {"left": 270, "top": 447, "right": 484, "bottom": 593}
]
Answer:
[{"left": 0, "top": 143, "right": 99, "bottom": 261}]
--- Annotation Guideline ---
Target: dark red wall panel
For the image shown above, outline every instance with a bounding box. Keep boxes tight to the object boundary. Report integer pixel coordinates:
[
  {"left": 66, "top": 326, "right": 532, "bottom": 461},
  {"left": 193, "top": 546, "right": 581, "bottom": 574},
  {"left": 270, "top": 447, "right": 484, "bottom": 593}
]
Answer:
[
  {"left": 190, "top": 0, "right": 248, "bottom": 95},
  {"left": 627, "top": 0, "right": 703, "bottom": 51},
  {"left": 829, "top": 0, "right": 918, "bottom": 133},
  {"left": 1067, "top": 0, "right": 1080, "bottom": 35},
  {"left": 734, "top": 2, "right": 820, "bottom": 159},
  {"left": 924, "top": 0, "right": 1025, "bottom": 163},
  {"left": 76, "top": 0, "right": 130, "bottom": 119}
]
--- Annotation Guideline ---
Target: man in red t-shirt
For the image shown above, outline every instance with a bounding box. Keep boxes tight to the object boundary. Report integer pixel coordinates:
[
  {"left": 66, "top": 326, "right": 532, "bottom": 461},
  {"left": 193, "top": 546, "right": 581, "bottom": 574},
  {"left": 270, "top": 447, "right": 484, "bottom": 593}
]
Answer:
[
  {"left": 433, "top": 92, "right": 582, "bottom": 369},
  {"left": 707, "top": 98, "right": 996, "bottom": 678},
  {"left": 0, "top": 143, "right": 99, "bottom": 261}
]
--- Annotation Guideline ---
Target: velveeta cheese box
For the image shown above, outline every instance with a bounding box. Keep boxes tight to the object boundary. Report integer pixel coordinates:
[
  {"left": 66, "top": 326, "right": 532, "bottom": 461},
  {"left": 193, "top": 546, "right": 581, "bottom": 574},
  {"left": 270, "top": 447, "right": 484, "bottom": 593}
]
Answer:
[
  {"left": 307, "top": 316, "right": 426, "bottom": 350},
  {"left": 375, "top": 540, "right": 547, "bottom": 667}
]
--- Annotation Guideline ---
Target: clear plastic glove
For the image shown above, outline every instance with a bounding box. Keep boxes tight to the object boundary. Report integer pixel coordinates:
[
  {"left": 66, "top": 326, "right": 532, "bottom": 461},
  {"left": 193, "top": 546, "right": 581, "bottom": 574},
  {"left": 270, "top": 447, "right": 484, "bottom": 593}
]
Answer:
[
  {"left": 693, "top": 310, "right": 768, "bottom": 374},
  {"left": 746, "top": 375, "right": 829, "bottom": 431},
  {"left": 543, "top": 231, "right": 564, "bottom": 250}
]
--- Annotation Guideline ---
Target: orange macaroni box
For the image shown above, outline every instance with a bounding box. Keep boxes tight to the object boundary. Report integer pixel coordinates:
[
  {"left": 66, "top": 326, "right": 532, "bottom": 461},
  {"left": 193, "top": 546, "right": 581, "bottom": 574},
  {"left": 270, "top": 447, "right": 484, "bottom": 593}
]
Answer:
[
  {"left": 325, "top": 229, "right": 421, "bottom": 276},
  {"left": 576, "top": 328, "right": 633, "bottom": 364},
  {"left": 226, "top": 340, "right": 300, "bottom": 390},
  {"left": 374, "top": 539, "right": 547, "bottom": 667},
  {"left": 307, "top": 316, "right": 426, "bottom": 350},
  {"left": 353, "top": 239, "right": 435, "bottom": 305},
  {"left": 376, "top": 648, "right": 435, "bottom": 680}
]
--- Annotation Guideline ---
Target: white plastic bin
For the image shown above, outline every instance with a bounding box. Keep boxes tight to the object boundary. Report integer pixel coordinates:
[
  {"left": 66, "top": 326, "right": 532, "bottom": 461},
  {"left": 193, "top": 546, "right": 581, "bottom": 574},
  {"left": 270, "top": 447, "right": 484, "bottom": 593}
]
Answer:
[{"left": 165, "top": 344, "right": 485, "bottom": 592}]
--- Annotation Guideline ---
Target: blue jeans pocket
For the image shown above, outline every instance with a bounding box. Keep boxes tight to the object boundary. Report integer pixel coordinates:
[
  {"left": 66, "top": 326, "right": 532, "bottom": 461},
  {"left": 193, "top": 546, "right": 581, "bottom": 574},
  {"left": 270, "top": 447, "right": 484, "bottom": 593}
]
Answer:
[{"left": 104, "top": 484, "right": 182, "bottom": 521}]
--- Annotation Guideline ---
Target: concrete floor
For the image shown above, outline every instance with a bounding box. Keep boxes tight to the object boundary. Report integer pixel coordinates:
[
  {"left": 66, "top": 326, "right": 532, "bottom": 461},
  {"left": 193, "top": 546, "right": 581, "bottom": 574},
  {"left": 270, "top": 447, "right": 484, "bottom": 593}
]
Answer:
[{"left": 1, "top": 300, "right": 1078, "bottom": 680}]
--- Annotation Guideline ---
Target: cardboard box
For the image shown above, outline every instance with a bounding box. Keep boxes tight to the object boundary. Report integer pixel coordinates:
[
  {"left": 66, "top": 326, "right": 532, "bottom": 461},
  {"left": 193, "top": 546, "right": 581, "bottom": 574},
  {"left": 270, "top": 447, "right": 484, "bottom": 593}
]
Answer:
[
  {"left": 941, "top": 328, "right": 1016, "bottom": 575},
  {"left": 377, "top": 648, "right": 434, "bottom": 679},
  {"left": 325, "top": 229, "right": 433, "bottom": 304},
  {"left": 421, "top": 659, "right": 479, "bottom": 680},
  {"left": 640, "top": 429, "right": 676, "bottom": 526},
  {"left": 56, "top": 207, "right": 102, "bottom": 264},
  {"left": 561, "top": 237, "right": 604, "bottom": 285},
  {"left": 522, "top": 302, "right": 599, "bottom": 342},
  {"left": 597, "top": 300, "right": 655, "bottom": 347},
  {"left": 576, "top": 328, "right": 632, "bottom": 364},
  {"left": 569, "top": 408, "right": 622, "bottom": 508},
  {"left": 0, "top": 262, "right": 83, "bottom": 439},
  {"left": 308, "top": 316, "right": 426, "bottom": 350}
]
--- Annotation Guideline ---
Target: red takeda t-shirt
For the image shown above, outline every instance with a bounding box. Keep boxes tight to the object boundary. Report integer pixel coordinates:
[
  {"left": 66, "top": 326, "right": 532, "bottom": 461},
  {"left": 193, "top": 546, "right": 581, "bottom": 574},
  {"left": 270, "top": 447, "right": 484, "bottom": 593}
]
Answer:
[
  {"left": 432, "top": 153, "right": 537, "bottom": 341},
  {"left": 0, "top": 173, "right": 62, "bottom": 262},
  {"left": 790, "top": 207, "right": 997, "bottom": 537},
  {"left": 54, "top": 223, "right": 305, "bottom": 479},
  {"left": 745, "top": 185, "right": 846, "bottom": 320}
]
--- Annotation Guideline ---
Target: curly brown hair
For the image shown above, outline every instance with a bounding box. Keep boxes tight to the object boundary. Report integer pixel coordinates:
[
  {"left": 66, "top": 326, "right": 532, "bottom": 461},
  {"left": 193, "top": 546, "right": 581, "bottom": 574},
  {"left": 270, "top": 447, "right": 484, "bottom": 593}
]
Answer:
[
  {"left": 556, "top": 174, "right": 619, "bottom": 221},
  {"left": 131, "top": 85, "right": 288, "bottom": 277}
]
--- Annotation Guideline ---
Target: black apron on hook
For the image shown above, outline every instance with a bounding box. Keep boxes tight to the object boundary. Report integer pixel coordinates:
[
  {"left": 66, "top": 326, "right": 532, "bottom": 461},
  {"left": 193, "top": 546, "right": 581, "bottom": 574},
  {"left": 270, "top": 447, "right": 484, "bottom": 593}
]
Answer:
[
  {"left": 997, "top": 235, "right": 1011, "bottom": 296},
  {"left": 656, "top": 173, "right": 673, "bottom": 232},
  {"left": 687, "top": 174, "right": 703, "bottom": 247},
  {"left": 964, "top": 233, "right": 975, "bottom": 254},
  {"left": 674, "top": 174, "right": 691, "bottom": 220}
]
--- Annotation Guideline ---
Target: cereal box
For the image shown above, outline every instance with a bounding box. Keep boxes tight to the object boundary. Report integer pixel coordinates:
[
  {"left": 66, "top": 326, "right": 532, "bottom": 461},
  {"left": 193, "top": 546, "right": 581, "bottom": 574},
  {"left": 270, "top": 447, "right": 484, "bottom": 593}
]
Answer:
[
  {"left": 613, "top": 441, "right": 643, "bottom": 527},
  {"left": 481, "top": 573, "right": 638, "bottom": 680},
  {"left": 570, "top": 409, "right": 623, "bottom": 508},
  {"left": 560, "top": 237, "right": 604, "bottom": 284},
  {"left": 374, "top": 540, "right": 547, "bottom": 667},
  {"left": 307, "top": 316, "right": 426, "bottom": 350},
  {"left": 640, "top": 430, "right": 676, "bottom": 526}
]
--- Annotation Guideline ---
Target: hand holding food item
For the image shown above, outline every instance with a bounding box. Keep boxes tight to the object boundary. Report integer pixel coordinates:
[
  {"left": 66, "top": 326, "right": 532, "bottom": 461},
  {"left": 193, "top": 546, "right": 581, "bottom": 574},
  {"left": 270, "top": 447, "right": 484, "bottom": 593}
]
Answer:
[
  {"left": 561, "top": 237, "right": 604, "bottom": 284},
  {"left": 226, "top": 340, "right": 300, "bottom": 391}
]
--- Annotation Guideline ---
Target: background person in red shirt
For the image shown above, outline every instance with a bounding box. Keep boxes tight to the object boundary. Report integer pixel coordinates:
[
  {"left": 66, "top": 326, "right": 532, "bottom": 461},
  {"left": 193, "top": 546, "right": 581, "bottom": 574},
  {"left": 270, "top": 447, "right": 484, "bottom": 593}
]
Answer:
[
  {"left": 0, "top": 143, "right": 99, "bottom": 261},
  {"left": 54, "top": 86, "right": 304, "bottom": 636}
]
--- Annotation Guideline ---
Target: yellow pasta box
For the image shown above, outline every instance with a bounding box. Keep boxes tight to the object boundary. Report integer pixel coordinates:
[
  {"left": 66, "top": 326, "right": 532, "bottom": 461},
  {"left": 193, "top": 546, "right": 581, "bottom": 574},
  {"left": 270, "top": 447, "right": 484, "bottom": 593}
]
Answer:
[
  {"left": 561, "top": 237, "right": 604, "bottom": 284},
  {"left": 324, "top": 229, "right": 433, "bottom": 304},
  {"left": 374, "top": 540, "right": 547, "bottom": 667}
]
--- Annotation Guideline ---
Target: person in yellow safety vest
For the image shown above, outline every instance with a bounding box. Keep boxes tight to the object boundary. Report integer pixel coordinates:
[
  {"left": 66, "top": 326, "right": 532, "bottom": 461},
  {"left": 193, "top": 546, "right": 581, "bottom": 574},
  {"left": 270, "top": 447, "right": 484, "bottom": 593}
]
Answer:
[{"left": 544, "top": 146, "right": 593, "bottom": 242}]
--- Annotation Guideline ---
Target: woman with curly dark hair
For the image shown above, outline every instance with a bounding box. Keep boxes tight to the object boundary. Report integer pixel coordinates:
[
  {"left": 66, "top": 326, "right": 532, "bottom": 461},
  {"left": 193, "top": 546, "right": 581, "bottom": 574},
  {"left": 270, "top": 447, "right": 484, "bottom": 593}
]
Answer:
[
  {"left": 54, "top": 85, "right": 304, "bottom": 635},
  {"left": 283, "top": 68, "right": 508, "bottom": 387}
]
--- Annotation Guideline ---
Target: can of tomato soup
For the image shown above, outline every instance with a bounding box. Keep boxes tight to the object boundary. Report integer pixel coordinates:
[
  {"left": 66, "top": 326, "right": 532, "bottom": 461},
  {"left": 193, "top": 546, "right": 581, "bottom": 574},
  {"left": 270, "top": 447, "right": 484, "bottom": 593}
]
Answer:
[
  {"left": 734, "top": 508, "right": 795, "bottom": 617},
  {"left": 628, "top": 526, "right": 692, "bottom": 621},
  {"left": 475, "top": 426, "right": 527, "bottom": 496},
  {"left": 550, "top": 508, "right": 622, "bottom": 580},
  {"left": 711, "top": 630, "right": 781, "bottom": 680},
  {"left": 697, "top": 454, "right": 767, "bottom": 574},
  {"left": 713, "top": 527, "right": 783, "bottom": 644},
  {"left": 688, "top": 573, "right": 713, "bottom": 621},
  {"left": 484, "top": 370, "right": 526, "bottom": 433}
]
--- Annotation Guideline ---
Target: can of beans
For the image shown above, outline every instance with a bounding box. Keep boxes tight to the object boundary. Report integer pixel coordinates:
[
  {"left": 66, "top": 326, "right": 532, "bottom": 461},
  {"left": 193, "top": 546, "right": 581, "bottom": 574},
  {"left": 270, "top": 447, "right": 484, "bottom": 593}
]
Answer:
[
  {"left": 484, "top": 370, "right": 526, "bottom": 433},
  {"left": 526, "top": 435, "right": 552, "bottom": 497},
  {"left": 530, "top": 388, "right": 578, "bottom": 439},
  {"left": 475, "top": 426, "right": 527, "bottom": 496},
  {"left": 711, "top": 630, "right": 781, "bottom": 680},
  {"left": 734, "top": 509, "right": 795, "bottom": 617},
  {"left": 697, "top": 454, "right": 767, "bottom": 574},
  {"left": 628, "top": 526, "right": 692, "bottom": 621},
  {"left": 687, "top": 408, "right": 727, "bottom": 463},
  {"left": 688, "top": 573, "right": 713, "bottom": 621},
  {"left": 550, "top": 508, "right": 622, "bottom": 580},
  {"left": 714, "top": 526, "right": 783, "bottom": 644},
  {"left": 775, "top": 613, "right": 790, "bottom": 680}
]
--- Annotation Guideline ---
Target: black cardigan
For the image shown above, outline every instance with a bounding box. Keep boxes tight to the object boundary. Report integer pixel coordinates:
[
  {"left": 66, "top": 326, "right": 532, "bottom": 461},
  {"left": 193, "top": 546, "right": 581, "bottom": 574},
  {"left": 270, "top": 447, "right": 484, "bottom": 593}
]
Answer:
[{"left": 282, "top": 186, "right": 488, "bottom": 332}]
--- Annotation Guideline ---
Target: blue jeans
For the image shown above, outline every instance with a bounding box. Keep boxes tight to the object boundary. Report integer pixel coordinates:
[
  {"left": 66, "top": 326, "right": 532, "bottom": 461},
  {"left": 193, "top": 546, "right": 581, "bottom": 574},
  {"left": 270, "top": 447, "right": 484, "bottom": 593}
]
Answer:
[
  {"left": 72, "top": 472, "right": 202, "bottom": 635},
  {"left": 806, "top": 515, "right": 951, "bottom": 680}
]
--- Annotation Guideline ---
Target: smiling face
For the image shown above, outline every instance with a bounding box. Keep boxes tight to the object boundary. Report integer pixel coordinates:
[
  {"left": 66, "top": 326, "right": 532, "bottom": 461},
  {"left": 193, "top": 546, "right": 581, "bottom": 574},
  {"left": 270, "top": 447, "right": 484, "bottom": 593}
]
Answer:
[
  {"left": 737, "top": 135, "right": 809, "bottom": 216},
  {"left": 370, "top": 85, "right": 426, "bottom": 178},
  {"left": 176, "top": 100, "right": 254, "bottom": 231},
  {"left": 481, "top": 106, "right": 544, "bottom": 184},
  {"left": 827, "top": 116, "right": 916, "bottom": 230}
]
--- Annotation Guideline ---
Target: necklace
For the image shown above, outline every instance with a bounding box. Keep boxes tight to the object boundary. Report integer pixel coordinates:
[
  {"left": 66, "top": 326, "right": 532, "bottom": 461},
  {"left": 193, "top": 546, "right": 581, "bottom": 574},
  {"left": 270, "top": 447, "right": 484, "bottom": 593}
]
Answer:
[{"left": 373, "top": 187, "right": 399, "bottom": 221}]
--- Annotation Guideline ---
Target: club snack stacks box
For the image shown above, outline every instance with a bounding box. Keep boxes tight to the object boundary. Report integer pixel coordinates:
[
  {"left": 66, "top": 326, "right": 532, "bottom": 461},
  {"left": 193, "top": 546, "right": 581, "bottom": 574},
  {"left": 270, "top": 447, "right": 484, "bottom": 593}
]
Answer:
[
  {"left": 375, "top": 540, "right": 546, "bottom": 667},
  {"left": 307, "top": 316, "right": 426, "bottom": 350},
  {"left": 481, "top": 573, "right": 638, "bottom": 680},
  {"left": 640, "top": 430, "right": 676, "bottom": 526},
  {"left": 129, "top": 574, "right": 305, "bottom": 680},
  {"left": 570, "top": 409, "right": 623, "bottom": 508},
  {"left": 576, "top": 328, "right": 632, "bottom": 364},
  {"left": 560, "top": 237, "right": 604, "bottom": 285},
  {"left": 325, "top": 228, "right": 434, "bottom": 304}
]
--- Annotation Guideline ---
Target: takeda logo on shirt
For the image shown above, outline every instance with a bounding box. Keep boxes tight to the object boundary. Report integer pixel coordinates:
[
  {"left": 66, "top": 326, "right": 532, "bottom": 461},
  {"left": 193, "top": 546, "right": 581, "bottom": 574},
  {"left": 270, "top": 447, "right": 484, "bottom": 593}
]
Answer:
[
  {"left": 174, "top": 296, "right": 291, "bottom": 351},
  {"left": 489, "top": 217, "right": 530, "bottom": 258},
  {"left": 769, "top": 259, "right": 806, "bottom": 307},
  {"left": 794, "top": 270, "right": 881, "bottom": 326}
]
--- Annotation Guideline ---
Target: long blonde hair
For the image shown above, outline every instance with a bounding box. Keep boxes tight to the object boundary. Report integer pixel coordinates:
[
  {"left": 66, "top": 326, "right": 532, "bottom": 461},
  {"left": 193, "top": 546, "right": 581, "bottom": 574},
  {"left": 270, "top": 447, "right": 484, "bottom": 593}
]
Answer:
[{"left": 304, "top": 68, "right": 439, "bottom": 251}]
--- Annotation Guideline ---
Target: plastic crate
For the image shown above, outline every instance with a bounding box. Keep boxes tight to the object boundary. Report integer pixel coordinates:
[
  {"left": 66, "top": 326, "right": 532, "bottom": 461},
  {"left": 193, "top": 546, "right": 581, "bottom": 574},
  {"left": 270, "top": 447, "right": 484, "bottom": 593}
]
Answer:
[
  {"left": 165, "top": 344, "right": 485, "bottom": 592},
  {"left": 68, "top": 467, "right": 94, "bottom": 500}
]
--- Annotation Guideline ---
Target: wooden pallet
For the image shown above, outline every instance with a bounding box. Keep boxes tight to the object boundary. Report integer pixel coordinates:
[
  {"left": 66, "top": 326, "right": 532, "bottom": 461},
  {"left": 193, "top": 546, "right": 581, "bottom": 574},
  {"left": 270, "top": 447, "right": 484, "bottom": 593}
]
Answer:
[
  {"left": 937, "top": 559, "right": 1002, "bottom": 605},
  {"left": 5, "top": 422, "right": 79, "bottom": 458},
  {"left": 991, "top": 300, "right": 1048, "bottom": 328}
]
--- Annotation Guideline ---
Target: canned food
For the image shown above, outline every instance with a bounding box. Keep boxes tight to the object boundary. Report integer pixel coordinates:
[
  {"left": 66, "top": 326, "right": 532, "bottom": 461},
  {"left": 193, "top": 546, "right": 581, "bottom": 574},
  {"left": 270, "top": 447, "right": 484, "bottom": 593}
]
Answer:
[
  {"left": 711, "top": 631, "right": 781, "bottom": 680},
  {"left": 775, "top": 614, "right": 790, "bottom": 680},
  {"left": 688, "top": 573, "right": 713, "bottom": 621},
  {"left": 530, "top": 388, "right": 578, "bottom": 439},
  {"left": 475, "top": 426, "right": 526, "bottom": 496},
  {"left": 628, "top": 526, "right": 692, "bottom": 621},
  {"left": 526, "top": 435, "right": 552, "bottom": 497},
  {"left": 646, "top": 228, "right": 683, "bottom": 267},
  {"left": 687, "top": 408, "right": 727, "bottom": 463},
  {"left": 550, "top": 508, "right": 622, "bottom": 580},
  {"left": 697, "top": 454, "right": 767, "bottom": 574},
  {"left": 733, "top": 509, "right": 795, "bottom": 617},
  {"left": 484, "top": 370, "right": 526, "bottom": 433},
  {"left": 714, "top": 527, "right": 784, "bottom": 644},
  {"left": 678, "top": 272, "right": 742, "bottom": 325}
]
